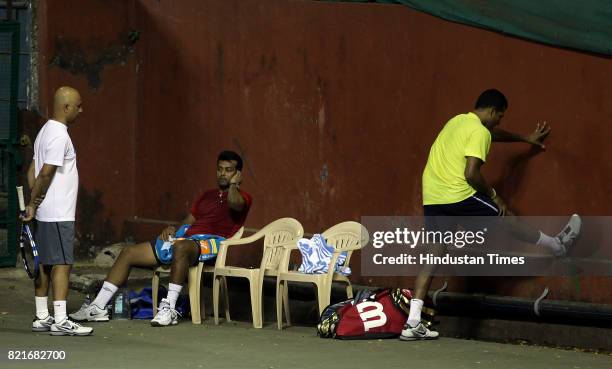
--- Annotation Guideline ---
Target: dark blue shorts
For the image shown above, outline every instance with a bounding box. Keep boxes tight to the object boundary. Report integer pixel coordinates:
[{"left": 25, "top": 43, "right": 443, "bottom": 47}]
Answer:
[{"left": 424, "top": 192, "right": 500, "bottom": 232}]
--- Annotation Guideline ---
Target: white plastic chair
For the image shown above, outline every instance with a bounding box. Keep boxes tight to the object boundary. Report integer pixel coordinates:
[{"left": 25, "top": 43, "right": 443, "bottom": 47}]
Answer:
[
  {"left": 275, "top": 221, "right": 369, "bottom": 330},
  {"left": 213, "top": 218, "right": 303, "bottom": 328},
  {"left": 151, "top": 227, "right": 244, "bottom": 324}
]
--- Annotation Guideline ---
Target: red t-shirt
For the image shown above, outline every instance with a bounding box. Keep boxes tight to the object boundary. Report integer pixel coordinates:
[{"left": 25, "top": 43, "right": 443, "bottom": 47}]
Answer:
[{"left": 185, "top": 189, "right": 252, "bottom": 238}]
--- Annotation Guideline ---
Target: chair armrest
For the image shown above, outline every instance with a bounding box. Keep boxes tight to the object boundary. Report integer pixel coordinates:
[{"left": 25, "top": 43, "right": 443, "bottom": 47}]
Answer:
[
  {"left": 215, "top": 234, "right": 266, "bottom": 268},
  {"left": 221, "top": 230, "right": 267, "bottom": 246},
  {"left": 274, "top": 241, "right": 299, "bottom": 273}
]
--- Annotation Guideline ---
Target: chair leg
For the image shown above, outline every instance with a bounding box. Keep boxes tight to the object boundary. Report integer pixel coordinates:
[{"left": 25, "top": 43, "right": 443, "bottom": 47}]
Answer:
[
  {"left": 346, "top": 281, "right": 354, "bottom": 299},
  {"left": 200, "top": 271, "right": 207, "bottom": 319},
  {"left": 188, "top": 266, "right": 201, "bottom": 324},
  {"left": 213, "top": 275, "right": 220, "bottom": 325},
  {"left": 316, "top": 281, "right": 331, "bottom": 317},
  {"left": 221, "top": 277, "right": 231, "bottom": 322},
  {"left": 152, "top": 271, "right": 160, "bottom": 316},
  {"left": 249, "top": 275, "right": 262, "bottom": 328},
  {"left": 282, "top": 281, "right": 291, "bottom": 326},
  {"left": 276, "top": 279, "right": 284, "bottom": 330}
]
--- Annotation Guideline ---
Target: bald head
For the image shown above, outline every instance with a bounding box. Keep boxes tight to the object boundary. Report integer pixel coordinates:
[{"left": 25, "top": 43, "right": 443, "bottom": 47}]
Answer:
[{"left": 53, "top": 86, "right": 83, "bottom": 124}]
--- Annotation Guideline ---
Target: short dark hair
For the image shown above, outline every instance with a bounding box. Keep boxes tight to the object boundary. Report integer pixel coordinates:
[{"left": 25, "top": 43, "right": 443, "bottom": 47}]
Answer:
[
  {"left": 475, "top": 89, "right": 508, "bottom": 111},
  {"left": 217, "top": 150, "right": 243, "bottom": 171}
]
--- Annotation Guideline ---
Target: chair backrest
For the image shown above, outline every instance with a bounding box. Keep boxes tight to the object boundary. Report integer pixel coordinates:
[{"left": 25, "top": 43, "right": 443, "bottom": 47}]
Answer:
[
  {"left": 322, "top": 221, "right": 369, "bottom": 267},
  {"left": 229, "top": 226, "right": 245, "bottom": 240},
  {"left": 260, "top": 218, "right": 304, "bottom": 270}
]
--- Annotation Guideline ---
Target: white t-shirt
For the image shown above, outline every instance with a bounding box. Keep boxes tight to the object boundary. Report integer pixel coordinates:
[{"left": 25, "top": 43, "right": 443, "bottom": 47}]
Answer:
[{"left": 33, "top": 120, "right": 79, "bottom": 222}]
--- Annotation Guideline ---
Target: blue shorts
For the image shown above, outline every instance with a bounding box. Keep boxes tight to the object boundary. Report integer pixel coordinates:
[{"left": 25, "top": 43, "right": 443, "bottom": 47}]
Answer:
[
  {"left": 150, "top": 238, "right": 203, "bottom": 265},
  {"left": 150, "top": 237, "right": 224, "bottom": 265}
]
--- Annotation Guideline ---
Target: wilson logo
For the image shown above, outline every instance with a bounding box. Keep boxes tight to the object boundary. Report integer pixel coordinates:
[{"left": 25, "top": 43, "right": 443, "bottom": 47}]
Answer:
[{"left": 356, "top": 301, "right": 387, "bottom": 331}]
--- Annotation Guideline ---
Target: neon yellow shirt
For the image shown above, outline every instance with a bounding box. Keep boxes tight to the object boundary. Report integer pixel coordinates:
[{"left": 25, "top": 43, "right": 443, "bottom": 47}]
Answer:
[{"left": 422, "top": 112, "right": 491, "bottom": 205}]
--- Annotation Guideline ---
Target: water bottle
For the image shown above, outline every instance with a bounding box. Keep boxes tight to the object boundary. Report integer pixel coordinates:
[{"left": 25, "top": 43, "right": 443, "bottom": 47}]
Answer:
[{"left": 113, "top": 287, "right": 131, "bottom": 320}]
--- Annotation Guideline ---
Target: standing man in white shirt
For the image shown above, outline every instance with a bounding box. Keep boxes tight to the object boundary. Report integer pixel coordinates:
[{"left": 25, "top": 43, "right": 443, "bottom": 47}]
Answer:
[{"left": 23, "top": 86, "right": 93, "bottom": 336}]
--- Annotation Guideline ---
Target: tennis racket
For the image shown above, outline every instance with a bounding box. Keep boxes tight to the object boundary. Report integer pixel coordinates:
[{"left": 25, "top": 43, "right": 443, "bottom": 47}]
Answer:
[{"left": 17, "top": 186, "right": 39, "bottom": 279}]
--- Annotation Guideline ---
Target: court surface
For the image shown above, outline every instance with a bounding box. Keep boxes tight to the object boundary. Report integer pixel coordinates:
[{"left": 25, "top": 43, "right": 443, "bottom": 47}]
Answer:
[{"left": 1, "top": 269, "right": 610, "bottom": 369}]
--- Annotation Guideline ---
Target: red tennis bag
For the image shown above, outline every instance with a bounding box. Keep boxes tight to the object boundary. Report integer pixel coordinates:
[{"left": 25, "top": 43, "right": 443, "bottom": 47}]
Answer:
[{"left": 317, "top": 288, "right": 413, "bottom": 339}]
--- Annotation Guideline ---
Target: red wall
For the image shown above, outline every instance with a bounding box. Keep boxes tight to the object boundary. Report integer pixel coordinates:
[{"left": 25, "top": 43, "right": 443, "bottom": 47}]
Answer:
[{"left": 39, "top": 0, "right": 612, "bottom": 303}]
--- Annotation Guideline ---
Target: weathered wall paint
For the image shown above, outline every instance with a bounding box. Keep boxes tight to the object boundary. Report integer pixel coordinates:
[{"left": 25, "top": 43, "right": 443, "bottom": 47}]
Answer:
[
  {"left": 37, "top": 0, "right": 138, "bottom": 247},
  {"left": 38, "top": 0, "right": 612, "bottom": 303}
]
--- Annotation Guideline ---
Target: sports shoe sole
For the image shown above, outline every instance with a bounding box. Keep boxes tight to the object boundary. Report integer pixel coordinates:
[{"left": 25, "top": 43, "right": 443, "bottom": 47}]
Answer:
[
  {"left": 69, "top": 311, "right": 110, "bottom": 322},
  {"left": 150, "top": 320, "right": 178, "bottom": 327},
  {"left": 32, "top": 326, "right": 51, "bottom": 332},
  {"left": 84, "top": 316, "right": 110, "bottom": 322},
  {"left": 399, "top": 334, "right": 439, "bottom": 341},
  {"left": 50, "top": 330, "right": 93, "bottom": 336}
]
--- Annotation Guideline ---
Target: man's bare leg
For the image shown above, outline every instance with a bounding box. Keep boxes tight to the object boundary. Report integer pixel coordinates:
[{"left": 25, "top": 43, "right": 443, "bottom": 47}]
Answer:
[
  {"left": 70, "top": 242, "right": 159, "bottom": 321},
  {"left": 105, "top": 242, "right": 159, "bottom": 286},
  {"left": 150, "top": 241, "right": 199, "bottom": 326},
  {"left": 410, "top": 243, "right": 444, "bottom": 325},
  {"left": 401, "top": 244, "right": 444, "bottom": 340},
  {"left": 169, "top": 240, "right": 199, "bottom": 285},
  {"left": 164, "top": 240, "right": 199, "bottom": 309},
  {"left": 486, "top": 213, "right": 579, "bottom": 256},
  {"left": 34, "top": 264, "right": 51, "bottom": 296}
]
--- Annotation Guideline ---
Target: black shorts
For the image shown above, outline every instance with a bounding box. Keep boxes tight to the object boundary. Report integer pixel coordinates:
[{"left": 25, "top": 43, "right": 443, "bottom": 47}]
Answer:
[{"left": 424, "top": 192, "right": 500, "bottom": 232}]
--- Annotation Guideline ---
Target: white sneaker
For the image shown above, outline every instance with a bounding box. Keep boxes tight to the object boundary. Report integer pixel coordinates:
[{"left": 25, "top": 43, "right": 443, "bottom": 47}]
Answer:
[
  {"left": 400, "top": 322, "right": 439, "bottom": 341},
  {"left": 69, "top": 301, "right": 110, "bottom": 322},
  {"left": 32, "top": 314, "right": 54, "bottom": 332},
  {"left": 554, "top": 214, "right": 582, "bottom": 256},
  {"left": 151, "top": 298, "right": 179, "bottom": 327},
  {"left": 50, "top": 318, "right": 93, "bottom": 336}
]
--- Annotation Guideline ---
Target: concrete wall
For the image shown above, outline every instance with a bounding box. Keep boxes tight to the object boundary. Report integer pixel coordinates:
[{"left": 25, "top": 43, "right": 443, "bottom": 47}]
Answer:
[{"left": 37, "top": 0, "right": 612, "bottom": 303}]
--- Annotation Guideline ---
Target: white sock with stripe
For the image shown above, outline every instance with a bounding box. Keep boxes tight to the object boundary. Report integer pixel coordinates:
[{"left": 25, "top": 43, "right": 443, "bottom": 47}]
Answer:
[{"left": 92, "top": 281, "right": 119, "bottom": 309}]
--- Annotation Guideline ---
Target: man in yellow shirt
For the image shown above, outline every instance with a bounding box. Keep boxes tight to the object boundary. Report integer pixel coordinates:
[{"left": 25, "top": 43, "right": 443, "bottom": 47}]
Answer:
[{"left": 401, "top": 89, "right": 582, "bottom": 341}]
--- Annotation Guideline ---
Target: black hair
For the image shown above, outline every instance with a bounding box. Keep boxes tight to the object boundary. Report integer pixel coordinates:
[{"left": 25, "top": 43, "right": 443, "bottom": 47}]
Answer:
[
  {"left": 475, "top": 89, "right": 508, "bottom": 111},
  {"left": 217, "top": 150, "right": 243, "bottom": 171}
]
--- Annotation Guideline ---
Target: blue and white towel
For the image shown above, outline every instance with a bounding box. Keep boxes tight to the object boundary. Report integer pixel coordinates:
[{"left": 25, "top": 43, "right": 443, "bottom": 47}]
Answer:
[{"left": 296, "top": 234, "right": 351, "bottom": 276}]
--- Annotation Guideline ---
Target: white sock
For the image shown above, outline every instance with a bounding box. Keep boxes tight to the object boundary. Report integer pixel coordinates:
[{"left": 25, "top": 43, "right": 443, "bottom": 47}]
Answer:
[
  {"left": 35, "top": 296, "right": 49, "bottom": 319},
  {"left": 407, "top": 298, "right": 424, "bottom": 328},
  {"left": 92, "top": 281, "right": 119, "bottom": 309},
  {"left": 166, "top": 283, "right": 183, "bottom": 309},
  {"left": 536, "top": 231, "right": 562, "bottom": 253},
  {"left": 53, "top": 300, "right": 67, "bottom": 323}
]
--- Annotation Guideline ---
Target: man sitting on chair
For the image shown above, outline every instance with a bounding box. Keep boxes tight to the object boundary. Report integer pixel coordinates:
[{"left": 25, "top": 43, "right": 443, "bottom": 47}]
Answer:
[{"left": 70, "top": 150, "right": 252, "bottom": 326}]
